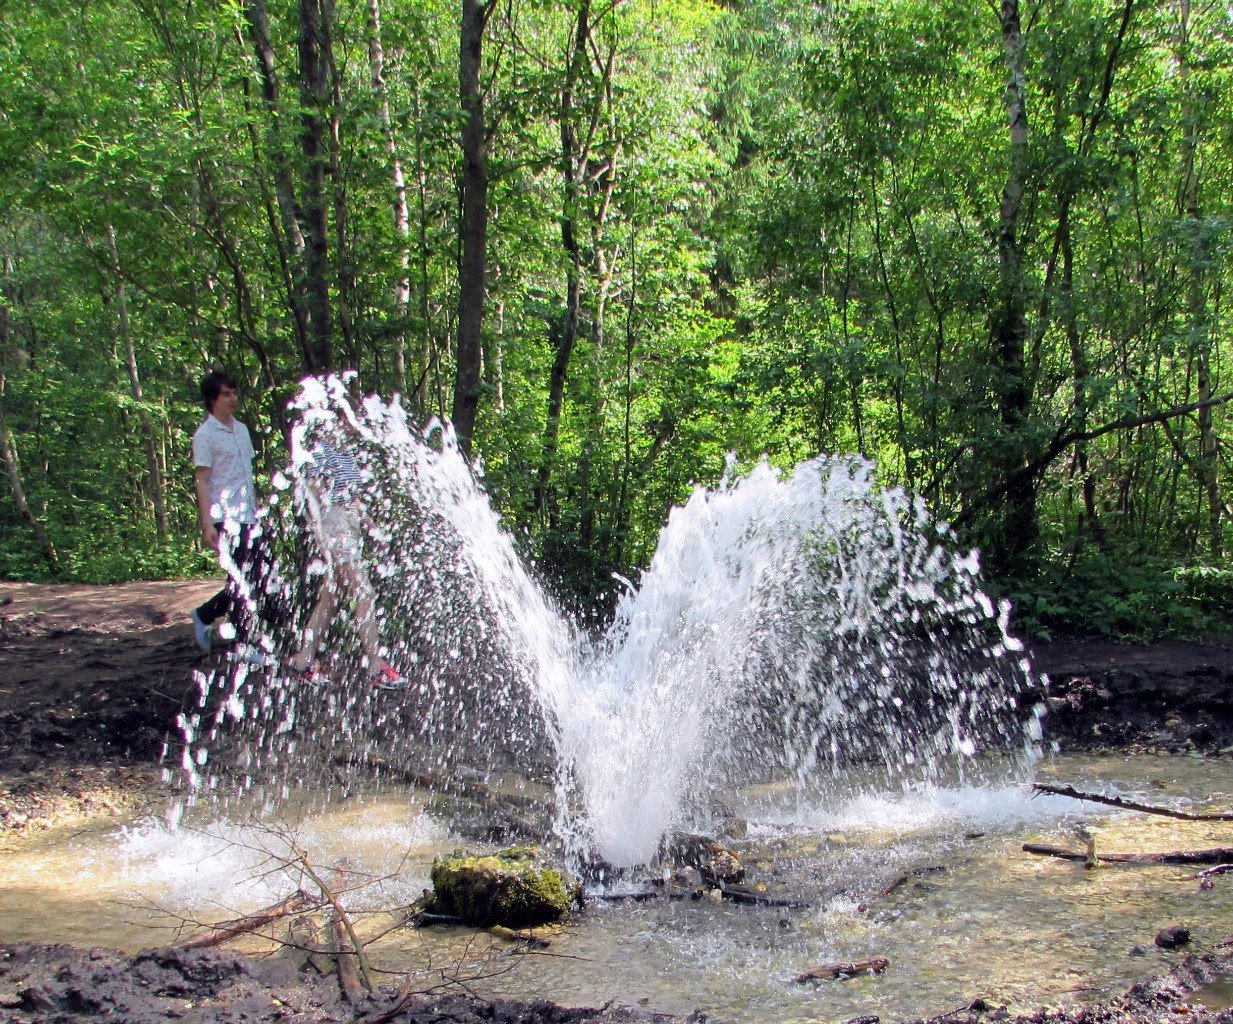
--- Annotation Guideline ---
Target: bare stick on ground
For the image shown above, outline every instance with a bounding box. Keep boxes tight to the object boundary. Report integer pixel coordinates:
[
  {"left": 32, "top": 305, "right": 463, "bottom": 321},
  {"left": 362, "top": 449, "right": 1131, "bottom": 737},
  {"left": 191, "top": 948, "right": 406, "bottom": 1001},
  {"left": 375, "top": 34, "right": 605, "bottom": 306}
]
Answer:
[
  {"left": 1024, "top": 844, "right": 1233, "bottom": 865},
  {"left": 179, "top": 891, "right": 317, "bottom": 950},
  {"left": 1033, "top": 783, "right": 1233, "bottom": 821}
]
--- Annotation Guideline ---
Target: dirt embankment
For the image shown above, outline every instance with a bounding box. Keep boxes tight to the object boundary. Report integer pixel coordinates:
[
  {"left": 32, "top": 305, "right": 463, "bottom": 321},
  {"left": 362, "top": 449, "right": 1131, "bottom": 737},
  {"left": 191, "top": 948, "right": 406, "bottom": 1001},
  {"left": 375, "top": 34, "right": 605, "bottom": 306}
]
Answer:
[
  {"left": 1, "top": 939, "right": 1233, "bottom": 1024},
  {"left": 1030, "top": 637, "right": 1233, "bottom": 755},
  {"left": 0, "top": 581, "right": 218, "bottom": 831},
  {"left": 2, "top": 582, "right": 1233, "bottom": 1024}
]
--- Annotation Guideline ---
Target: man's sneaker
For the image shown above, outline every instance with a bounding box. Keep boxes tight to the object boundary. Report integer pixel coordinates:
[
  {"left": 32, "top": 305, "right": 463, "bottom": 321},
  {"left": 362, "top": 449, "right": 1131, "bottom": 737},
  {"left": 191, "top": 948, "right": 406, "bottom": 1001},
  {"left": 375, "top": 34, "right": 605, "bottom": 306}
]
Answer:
[
  {"left": 190, "top": 609, "right": 212, "bottom": 652},
  {"left": 369, "top": 662, "right": 408, "bottom": 691}
]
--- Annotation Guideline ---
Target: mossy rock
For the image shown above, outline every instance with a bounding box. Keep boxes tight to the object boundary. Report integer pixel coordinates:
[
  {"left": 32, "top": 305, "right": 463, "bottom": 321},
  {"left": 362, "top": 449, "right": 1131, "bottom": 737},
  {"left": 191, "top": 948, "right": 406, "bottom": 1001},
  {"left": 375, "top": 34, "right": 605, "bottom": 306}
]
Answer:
[{"left": 427, "top": 846, "right": 580, "bottom": 928}]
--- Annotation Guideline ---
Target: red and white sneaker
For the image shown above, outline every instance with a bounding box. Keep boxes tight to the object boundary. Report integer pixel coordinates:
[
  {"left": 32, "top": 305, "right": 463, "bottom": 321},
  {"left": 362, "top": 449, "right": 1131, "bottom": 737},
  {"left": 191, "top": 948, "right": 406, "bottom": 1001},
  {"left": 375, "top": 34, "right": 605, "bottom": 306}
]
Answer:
[
  {"left": 369, "top": 662, "right": 408, "bottom": 691},
  {"left": 287, "top": 663, "right": 323, "bottom": 685}
]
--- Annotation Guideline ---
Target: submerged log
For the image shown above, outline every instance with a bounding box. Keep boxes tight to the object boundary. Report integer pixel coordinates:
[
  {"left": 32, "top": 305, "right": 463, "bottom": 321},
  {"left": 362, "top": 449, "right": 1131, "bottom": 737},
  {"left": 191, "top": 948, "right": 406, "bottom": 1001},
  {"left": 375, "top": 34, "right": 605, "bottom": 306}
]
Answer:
[
  {"left": 794, "top": 957, "right": 890, "bottom": 983},
  {"left": 179, "top": 890, "right": 314, "bottom": 949},
  {"left": 718, "top": 884, "right": 811, "bottom": 909},
  {"left": 488, "top": 924, "right": 551, "bottom": 948},
  {"left": 858, "top": 866, "right": 947, "bottom": 912},
  {"left": 1024, "top": 843, "right": 1233, "bottom": 865}
]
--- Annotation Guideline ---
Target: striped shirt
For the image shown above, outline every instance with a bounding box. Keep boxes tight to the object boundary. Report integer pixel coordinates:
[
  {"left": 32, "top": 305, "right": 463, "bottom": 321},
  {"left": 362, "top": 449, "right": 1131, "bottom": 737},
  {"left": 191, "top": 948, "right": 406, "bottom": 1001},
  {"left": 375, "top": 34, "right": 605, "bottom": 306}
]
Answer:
[{"left": 309, "top": 443, "right": 364, "bottom": 506}]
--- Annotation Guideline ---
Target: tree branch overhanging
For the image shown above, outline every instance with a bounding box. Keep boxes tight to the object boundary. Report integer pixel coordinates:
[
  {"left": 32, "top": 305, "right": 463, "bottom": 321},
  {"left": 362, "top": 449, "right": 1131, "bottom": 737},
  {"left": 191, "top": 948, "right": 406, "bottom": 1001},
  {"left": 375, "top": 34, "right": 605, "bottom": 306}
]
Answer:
[{"left": 954, "top": 389, "right": 1233, "bottom": 529}]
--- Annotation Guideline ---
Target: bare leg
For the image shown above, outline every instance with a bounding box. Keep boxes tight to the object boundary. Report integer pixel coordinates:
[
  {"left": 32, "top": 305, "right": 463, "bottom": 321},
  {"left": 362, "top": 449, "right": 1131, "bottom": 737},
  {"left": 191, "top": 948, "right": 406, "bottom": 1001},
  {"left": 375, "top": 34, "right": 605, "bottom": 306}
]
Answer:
[
  {"left": 291, "top": 578, "right": 339, "bottom": 670},
  {"left": 334, "top": 560, "right": 383, "bottom": 666}
]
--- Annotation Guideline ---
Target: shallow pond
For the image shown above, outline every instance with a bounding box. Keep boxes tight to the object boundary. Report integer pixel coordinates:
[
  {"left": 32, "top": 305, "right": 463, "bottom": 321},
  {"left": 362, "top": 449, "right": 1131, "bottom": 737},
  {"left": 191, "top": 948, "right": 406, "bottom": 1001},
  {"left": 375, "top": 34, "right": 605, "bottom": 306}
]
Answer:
[{"left": 2, "top": 752, "right": 1232, "bottom": 1024}]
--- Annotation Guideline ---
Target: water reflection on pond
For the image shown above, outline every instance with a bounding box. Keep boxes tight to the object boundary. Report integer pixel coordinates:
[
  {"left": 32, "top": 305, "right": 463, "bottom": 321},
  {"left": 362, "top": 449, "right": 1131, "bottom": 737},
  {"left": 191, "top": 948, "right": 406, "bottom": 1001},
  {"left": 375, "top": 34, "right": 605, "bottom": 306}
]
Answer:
[{"left": 2, "top": 752, "right": 1232, "bottom": 1024}]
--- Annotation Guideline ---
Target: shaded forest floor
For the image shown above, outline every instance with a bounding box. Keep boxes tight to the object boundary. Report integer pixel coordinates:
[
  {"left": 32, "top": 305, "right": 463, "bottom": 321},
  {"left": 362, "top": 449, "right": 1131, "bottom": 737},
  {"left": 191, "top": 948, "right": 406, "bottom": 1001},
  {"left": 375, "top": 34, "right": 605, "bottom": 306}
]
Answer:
[{"left": 0, "top": 580, "right": 1232, "bottom": 1023}]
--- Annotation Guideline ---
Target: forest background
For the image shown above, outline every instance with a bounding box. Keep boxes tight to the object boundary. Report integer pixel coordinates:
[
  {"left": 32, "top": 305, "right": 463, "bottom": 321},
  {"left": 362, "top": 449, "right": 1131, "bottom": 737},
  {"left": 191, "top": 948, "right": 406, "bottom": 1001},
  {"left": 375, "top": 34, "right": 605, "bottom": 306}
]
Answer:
[{"left": 0, "top": 0, "right": 1230, "bottom": 640}]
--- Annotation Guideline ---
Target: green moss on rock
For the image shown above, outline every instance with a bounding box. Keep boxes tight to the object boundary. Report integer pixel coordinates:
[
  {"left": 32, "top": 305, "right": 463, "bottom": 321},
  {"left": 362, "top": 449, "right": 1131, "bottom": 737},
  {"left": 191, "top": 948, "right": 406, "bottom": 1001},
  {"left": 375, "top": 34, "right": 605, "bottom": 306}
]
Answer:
[{"left": 427, "top": 846, "right": 580, "bottom": 928}]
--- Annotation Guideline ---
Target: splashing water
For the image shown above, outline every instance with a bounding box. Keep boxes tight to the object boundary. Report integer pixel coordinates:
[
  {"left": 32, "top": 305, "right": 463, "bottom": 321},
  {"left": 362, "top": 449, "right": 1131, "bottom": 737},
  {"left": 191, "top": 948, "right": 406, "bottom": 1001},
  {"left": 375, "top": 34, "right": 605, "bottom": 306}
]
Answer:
[{"left": 174, "top": 376, "right": 1043, "bottom": 871}]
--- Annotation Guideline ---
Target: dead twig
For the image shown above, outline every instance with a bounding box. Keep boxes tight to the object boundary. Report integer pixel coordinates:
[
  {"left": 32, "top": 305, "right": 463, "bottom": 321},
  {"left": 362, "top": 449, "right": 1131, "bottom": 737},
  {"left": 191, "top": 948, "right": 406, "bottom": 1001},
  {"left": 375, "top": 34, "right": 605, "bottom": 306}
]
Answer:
[
  {"left": 1033, "top": 783, "right": 1233, "bottom": 821},
  {"left": 358, "top": 977, "right": 418, "bottom": 1024},
  {"left": 858, "top": 866, "right": 947, "bottom": 912},
  {"left": 179, "top": 890, "right": 316, "bottom": 949},
  {"left": 488, "top": 925, "right": 550, "bottom": 948},
  {"left": 295, "top": 852, "right": 379, "bottom": 993}
]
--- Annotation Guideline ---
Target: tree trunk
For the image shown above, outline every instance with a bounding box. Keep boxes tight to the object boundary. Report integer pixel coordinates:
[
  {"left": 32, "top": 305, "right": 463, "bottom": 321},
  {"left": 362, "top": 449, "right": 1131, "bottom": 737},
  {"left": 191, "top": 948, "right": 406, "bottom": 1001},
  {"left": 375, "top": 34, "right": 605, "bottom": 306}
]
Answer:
[
  {"left": 106, "top": 225, "right": 167, "bottom": 540},
  {"left": 322, "top": 0, "right": 355, "bottom": 369},
  {"left": 412, "top": 82, "right": 436, "bottom": 411},
  {"left": 243, "top": 0, "right": 312, "bottom": 366},
  {"left": 535, "top": 0, "right": 593, "bottom": 514},
  {"left": 451, "top": 0, "right": 491, "bottom": 455},
  {"left": 990, "top": 0, "right": 1036, "bottom": 567},
  {"left": 367, "top": 0, "right": 413, "bottom": 393},
  {"left": 0, "top": 373, "right": 56, "bottom": 571},
  {"left": 1176, "top": 0, "right": 1221, "bottom": 555},
  {"left": 298, "top": 0, "right": 334, "bottom": 373}
]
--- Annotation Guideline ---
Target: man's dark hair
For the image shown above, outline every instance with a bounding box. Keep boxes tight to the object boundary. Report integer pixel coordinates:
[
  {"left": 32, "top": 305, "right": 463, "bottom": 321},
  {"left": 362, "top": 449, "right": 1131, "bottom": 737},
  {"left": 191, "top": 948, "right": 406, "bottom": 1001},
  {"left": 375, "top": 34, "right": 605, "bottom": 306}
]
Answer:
[{"left": 200, "top": 370, "right": 238, "bottom": 411}]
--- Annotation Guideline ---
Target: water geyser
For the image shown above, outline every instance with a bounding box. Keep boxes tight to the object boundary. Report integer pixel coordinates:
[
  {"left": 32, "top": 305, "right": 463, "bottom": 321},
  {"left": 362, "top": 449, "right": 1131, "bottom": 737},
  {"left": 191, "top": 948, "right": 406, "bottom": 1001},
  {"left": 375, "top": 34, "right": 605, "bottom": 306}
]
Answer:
[{"left": 175, "top": 376, "right": 1044, "bottom": 871}]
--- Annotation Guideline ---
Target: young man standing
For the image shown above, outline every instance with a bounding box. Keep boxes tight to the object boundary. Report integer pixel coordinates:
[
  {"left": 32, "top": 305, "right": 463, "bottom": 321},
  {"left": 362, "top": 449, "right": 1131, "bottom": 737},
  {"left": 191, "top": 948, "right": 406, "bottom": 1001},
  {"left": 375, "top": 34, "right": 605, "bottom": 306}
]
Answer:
[{"left": 189, "top": 370, "right": 272, "bottom": 652}]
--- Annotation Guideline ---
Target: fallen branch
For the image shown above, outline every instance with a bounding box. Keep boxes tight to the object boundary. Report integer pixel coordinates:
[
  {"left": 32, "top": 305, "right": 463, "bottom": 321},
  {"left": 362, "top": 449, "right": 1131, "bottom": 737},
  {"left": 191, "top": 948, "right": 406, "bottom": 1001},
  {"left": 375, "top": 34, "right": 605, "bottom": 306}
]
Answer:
[
  {"left": 1024, "top": 843, "right": 1233, "bottom": 865},
  {"left": 595, "top": 889, "right": 667, "bottom": 903},
  {"left": 794, "top": 957, "right": 889, "bottom": 983},
  {"left": 408, "top": 910, "right": 465, "bottom": 927},
  {"left": 296, "top": 853, "right": 378, "bottom": 992},
  {"left": 1033, "top": 783, "right": 1233, "bottom": 821},
  {"left": 1195, "top": 865, "right": 1233, "bottom": 878},
  {"left": 179, "top": 891, "right": 314, "bottom": 950},
  {"left": 332, "top": 911, "right": 365, "bottom": 1004}
]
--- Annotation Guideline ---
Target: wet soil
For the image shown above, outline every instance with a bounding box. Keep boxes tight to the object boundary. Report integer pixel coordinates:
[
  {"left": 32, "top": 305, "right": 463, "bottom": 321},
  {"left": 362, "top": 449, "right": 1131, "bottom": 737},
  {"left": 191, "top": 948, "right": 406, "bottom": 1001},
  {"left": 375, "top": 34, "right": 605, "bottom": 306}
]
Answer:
[
  {"left": 1, "top": 581, "right": 1232, "bottom": 1024},
  {"left": 1029, "top": 638, "right": 1233, "bottom": 756},
  {"left": 4, "top": 939, "right": 1233, "bottom": 1024}
]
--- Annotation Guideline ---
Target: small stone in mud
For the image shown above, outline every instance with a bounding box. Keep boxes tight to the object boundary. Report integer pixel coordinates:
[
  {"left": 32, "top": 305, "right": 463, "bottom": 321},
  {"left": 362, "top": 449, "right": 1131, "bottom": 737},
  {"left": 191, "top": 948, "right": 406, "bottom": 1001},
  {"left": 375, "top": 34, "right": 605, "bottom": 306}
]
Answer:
[{"left": 1156, "top": 926, "right": 1191, "bottom": 949}]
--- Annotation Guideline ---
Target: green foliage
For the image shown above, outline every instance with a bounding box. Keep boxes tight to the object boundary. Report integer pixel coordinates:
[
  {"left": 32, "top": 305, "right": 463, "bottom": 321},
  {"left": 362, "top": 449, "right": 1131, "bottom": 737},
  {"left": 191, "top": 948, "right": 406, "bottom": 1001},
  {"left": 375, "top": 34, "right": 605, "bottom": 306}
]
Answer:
[
  {"left": 0, "top": 0, "right": 1229, "bottom": 646},
  {"left": 997, "top": 554, "right": 1228, "bottom": 643}
]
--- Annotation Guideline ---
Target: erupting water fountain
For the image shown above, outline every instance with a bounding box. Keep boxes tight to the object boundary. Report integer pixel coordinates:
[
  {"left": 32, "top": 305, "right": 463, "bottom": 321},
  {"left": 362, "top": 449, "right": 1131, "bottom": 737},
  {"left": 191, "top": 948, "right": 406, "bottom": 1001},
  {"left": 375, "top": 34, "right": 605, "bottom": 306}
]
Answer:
[{"left": 175, "top": 374, "right": 1045, "bottom": 874}]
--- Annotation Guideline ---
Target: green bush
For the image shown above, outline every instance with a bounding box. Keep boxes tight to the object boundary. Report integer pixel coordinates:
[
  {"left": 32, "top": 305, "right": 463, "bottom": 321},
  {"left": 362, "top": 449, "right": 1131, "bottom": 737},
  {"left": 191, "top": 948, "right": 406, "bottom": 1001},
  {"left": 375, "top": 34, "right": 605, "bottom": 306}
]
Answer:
[{"left": 997, "top": 552, "right": 1229, "bottom": 642}]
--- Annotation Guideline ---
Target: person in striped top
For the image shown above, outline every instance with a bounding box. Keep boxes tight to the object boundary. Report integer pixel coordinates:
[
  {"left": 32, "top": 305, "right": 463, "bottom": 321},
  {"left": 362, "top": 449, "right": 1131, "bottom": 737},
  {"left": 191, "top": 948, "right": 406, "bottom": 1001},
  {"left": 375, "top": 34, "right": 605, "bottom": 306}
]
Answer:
[{"left": 286, "top": 423, "right": 406, "bottom": 691}]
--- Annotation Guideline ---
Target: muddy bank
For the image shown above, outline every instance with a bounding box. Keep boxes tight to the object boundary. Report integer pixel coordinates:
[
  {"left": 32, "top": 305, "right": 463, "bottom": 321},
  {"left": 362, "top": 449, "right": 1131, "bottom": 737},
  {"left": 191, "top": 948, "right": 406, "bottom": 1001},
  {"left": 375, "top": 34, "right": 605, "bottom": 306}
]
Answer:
[
  {"left": 1030, "top": 638, "right": 1233, "bottom": 755},
  {"left": 5, "top": 939, "right": 1233, "bottom": 1024},
  {"left": 0, "top": 941, "right": 675, "bottom": 1024},
  {"left": 0, "top": 581, "right": 216, "bottom": 834}
]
